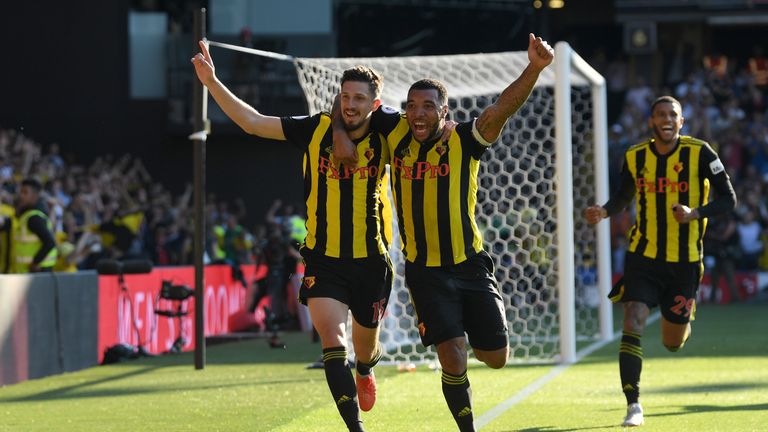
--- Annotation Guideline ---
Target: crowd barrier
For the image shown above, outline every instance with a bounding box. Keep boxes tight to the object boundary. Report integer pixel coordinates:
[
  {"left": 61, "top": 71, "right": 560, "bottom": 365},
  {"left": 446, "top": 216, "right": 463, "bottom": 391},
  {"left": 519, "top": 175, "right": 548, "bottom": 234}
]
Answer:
[
  {"left": 0, "top": 264, "right": 268, "bottom": 386},
  {"left": 0, "top": 272, "right": 98, "bottom": 386}
]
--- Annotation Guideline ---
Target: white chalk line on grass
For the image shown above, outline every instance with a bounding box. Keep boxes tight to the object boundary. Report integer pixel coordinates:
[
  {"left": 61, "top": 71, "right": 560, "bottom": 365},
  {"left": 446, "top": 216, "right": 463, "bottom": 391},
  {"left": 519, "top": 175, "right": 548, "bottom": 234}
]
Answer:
[{"left": 475, "top": 312, "right": 660, "bottom": 429}]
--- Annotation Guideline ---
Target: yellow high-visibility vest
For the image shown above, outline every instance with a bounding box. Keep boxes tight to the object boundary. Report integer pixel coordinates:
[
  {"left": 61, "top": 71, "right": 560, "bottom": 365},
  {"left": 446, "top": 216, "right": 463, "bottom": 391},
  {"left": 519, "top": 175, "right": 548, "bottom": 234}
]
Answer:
[{"left": 14, "top": 209, "right": 57, "bottom": 273}]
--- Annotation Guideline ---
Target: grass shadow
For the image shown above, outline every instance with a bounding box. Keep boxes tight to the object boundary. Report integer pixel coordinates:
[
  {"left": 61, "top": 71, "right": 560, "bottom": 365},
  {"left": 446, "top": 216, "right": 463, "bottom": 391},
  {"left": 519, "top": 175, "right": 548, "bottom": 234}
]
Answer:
[
  {"left": 648, "top": 402, "right": 768, "bottom": 417},
  {"left": 504, "top": 426, "right": 618, "bottom": 432},
  {"left": 649, "top": 381, "right": 768, "bottom": 394},
  {"left": 0, "top": 364, "right": 161, "bottom": 403},
  {"left": 0, "top": 376, "right": 318, "bottom": 403}
]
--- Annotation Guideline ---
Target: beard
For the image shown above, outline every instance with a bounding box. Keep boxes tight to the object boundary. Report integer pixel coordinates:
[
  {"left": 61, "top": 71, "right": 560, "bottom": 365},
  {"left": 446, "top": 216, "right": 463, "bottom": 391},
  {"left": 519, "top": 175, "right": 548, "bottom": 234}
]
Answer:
[
  {"left": 343, "top": 111, "right": 369, "bottom": 134},
  {"left": 344, "top": 118, "right": 366, "bottom": 132}
]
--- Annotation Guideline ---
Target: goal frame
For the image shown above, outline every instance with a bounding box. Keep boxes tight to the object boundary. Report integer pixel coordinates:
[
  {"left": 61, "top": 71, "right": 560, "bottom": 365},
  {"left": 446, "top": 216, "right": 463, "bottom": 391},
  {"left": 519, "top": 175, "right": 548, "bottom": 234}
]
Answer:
[{"left": 554, "top": 41, "right": 612, "bottom": 364}]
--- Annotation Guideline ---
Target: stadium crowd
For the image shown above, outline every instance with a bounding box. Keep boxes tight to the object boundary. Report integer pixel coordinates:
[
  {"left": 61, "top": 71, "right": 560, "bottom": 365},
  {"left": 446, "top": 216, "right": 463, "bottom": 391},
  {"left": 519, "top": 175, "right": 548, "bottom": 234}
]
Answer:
[{"left": 0, "top": 128, "right": 305, "bottom": 277}]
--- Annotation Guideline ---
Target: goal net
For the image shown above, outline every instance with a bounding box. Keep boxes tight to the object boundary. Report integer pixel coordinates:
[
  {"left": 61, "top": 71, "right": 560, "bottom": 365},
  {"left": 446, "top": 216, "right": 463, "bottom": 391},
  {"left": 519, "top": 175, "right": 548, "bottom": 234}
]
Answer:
[
  {"left": 288, "top": 45, "right": 611, "bottom": 365},
  {"left": 205, "top": 40, "right": 611, "bottom": 365}
]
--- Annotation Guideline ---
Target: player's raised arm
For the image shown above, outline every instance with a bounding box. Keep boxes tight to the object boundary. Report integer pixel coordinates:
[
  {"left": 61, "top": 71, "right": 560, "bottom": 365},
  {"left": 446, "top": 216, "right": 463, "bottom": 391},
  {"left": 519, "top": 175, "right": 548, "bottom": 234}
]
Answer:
[
  {"left": 191, "top": 40, "right": 286, "bottom": 140},
  {"left": 475, "top": 33, "right": 554, "bottom": 143}
]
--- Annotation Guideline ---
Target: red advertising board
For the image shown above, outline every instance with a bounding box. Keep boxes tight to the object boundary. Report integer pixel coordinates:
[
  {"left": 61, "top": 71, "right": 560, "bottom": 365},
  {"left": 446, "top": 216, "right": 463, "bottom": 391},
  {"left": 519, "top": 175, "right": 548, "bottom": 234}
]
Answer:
[{"left": 97, "top": 264, "right": 266, "bottom": 362}]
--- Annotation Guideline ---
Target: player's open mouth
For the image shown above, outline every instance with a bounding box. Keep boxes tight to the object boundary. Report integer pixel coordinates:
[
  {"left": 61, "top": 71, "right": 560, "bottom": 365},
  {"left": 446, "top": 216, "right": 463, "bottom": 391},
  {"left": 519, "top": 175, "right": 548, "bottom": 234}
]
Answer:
[{"left": 413, "top": 121, "right": 428, "bottom": 133}]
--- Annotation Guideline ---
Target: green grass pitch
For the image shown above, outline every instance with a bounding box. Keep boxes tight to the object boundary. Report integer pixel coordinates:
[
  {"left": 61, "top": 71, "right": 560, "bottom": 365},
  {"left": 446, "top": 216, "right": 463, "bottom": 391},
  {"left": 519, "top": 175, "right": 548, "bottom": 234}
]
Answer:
[{"left": 1, "top": 303, "right": 766, "bottom": 431}]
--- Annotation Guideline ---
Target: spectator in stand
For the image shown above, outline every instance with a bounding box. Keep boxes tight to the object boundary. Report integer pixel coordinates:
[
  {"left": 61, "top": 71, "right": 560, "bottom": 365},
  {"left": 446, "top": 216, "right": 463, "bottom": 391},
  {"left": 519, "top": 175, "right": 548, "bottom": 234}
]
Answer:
[
  {"left": 736, "top": 208, "right": 764, "bottom": 271},
  {"left": 625, "top": 76, "right": 654, "bottom": 115},
  {"left": 222, "top": 214, "right": 250, "bottom": 264},
  {"left": 606, "top": 54, "right": 629, "bottom": 123},
  {"left": 705, "top": 212, "right": 741, "bottom": 303},
  {"left": 221, "top": 213, "right": 252, "bottom": 289},
  {"left": 53, "top": 231, "right": 79, "bottom": 273}
]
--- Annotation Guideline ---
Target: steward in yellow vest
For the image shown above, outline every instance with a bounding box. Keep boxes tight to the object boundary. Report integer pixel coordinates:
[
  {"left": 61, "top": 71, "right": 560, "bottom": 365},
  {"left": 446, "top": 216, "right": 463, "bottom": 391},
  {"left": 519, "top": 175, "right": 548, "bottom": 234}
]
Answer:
[{"left": 12, "top": 179, "right": 57, "bottom": 273}]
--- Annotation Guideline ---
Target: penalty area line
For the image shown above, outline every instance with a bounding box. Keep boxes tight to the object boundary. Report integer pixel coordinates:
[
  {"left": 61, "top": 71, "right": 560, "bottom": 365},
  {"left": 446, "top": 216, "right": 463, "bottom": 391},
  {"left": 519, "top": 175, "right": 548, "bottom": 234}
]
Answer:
[{"left": 475, "top": 312, "right": 660, "bottom": 429}]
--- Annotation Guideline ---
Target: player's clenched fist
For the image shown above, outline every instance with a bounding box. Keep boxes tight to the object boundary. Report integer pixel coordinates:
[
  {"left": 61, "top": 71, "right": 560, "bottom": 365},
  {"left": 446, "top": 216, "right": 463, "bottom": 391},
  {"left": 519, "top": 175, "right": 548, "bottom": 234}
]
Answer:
[
  {"left": 584, "top": 205, "right": 607, "bottom": 225},
  {"left": 528, "top": 33, "right": 554, "bottom": 71}
]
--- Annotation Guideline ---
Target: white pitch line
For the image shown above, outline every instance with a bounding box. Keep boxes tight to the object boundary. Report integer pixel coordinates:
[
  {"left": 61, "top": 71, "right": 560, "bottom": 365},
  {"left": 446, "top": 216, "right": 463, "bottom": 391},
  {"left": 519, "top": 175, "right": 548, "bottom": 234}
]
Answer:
[{"left": 475, "top": 312, "right": 660, "bottom": 429}]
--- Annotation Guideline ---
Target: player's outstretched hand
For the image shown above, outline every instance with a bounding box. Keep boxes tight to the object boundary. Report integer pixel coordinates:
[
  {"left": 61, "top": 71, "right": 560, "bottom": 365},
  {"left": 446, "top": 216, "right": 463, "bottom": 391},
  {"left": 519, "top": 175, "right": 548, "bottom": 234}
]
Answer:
[
  {"left": 191, "top": 40, "right": 216, "bottom": 86},
  {"left": 528, "top": 33, "right": 554, "bottom": 71},
  {"left": 584, "top": 205, "right": 607, "bottom": 225}
]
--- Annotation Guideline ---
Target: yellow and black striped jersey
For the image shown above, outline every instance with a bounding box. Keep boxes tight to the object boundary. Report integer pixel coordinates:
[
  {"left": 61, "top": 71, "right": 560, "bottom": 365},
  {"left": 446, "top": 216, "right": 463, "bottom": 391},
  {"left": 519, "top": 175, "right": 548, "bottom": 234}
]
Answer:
[
  {"left": 281, "top": 113, "right": 390, "bottom": 259},
  {"left": 606, "top": 136, "right": 736, "bottom": 262},
  {"left": 371, "top": 109, "right": 490, "bottom": 267}
]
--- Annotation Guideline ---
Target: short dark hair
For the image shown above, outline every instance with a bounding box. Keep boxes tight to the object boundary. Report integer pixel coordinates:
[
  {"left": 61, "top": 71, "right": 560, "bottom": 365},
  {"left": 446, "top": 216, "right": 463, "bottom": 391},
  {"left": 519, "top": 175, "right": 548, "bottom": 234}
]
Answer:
[
  {"left": 650, "top": 95, "right": 682, "bottom": 113},
  {"left": 21, "top": 178, "right": 42, "bottom": 193},
  {"left": 341, "top": 66, "right": 383, "bottom": 99},
  {"left": 408, "top": 79, "right": 448, "bottom": 106}
]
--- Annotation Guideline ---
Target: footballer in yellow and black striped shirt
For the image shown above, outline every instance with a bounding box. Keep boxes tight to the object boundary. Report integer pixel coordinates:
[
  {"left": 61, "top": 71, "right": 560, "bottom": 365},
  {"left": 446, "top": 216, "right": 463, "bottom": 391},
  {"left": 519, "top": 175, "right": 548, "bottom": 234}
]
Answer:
[
  {"left": 192, "top": 39, "right": 390, "bottom": 431},
  {"left": 333, "top": 32, "right": 555, "bottom": 432},
  {"left": 584, "top": 95, "right": 736, "bottom": 427}
]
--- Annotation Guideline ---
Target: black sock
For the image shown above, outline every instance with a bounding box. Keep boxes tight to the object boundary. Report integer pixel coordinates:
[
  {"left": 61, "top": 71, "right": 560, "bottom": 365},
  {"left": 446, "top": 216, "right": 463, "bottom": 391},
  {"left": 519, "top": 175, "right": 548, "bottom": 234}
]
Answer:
[
  {"left": 355, "top": 343, "right": 382, "bottom": 376},
  {"left": 323, "top": 347, "right": 364, "bottom": 432},
  {"left": 442, "top": 370, "right": 475, "bottom": 432},
  {"left": 619, "top": 331, "right": 643, "bottom": 405}
]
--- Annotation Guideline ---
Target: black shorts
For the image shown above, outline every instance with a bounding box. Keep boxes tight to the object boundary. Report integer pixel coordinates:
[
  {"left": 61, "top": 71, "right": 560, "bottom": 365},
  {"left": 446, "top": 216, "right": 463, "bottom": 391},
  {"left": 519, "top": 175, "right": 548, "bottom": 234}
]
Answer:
[
  {"left": 405, "top": 250, "right": 508, "bottom": 350},
  {"left": 299, "top": 248, "right": 393, "bottom": 329},
  {"left": 619, "top": 252, "right": 702, "bottom": 324}
]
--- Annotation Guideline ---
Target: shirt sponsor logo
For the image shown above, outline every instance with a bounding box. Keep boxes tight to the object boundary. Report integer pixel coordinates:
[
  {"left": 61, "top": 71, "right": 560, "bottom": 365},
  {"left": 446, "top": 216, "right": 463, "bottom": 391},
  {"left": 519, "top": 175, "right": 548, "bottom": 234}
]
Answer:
[
  {"left": 636, "top": 177, "right": 689, "bottom": 193},
  {"left": 318, "top": 156, "right": 379, "bottom": 179},
  {"left": 392, "top": 156, "right": 450, "bottom": 180}
]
